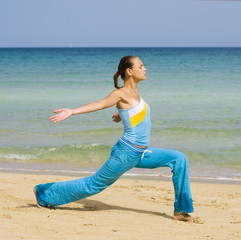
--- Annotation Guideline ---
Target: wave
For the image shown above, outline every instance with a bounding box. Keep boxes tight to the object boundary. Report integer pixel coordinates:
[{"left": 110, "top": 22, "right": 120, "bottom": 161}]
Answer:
[
  {"left": 0, "top": 144, "right": 241, "bottom": 169},
  {"left": 0, "top": 144, "right": 112, "bottom": 166}
]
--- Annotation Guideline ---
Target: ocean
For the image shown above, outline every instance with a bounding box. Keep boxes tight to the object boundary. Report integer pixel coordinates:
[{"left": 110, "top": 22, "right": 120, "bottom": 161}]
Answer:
[{"left": 0, "top": 47, "right": 240, "bottom": 182}]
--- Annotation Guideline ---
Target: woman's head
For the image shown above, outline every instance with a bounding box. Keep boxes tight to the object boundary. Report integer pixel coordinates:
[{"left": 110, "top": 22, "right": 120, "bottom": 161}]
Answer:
[{"left": 113, "top": 55, "right": 138, "bottom": 89}]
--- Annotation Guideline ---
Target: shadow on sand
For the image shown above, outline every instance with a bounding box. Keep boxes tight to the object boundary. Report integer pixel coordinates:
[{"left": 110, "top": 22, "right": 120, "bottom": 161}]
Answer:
[{"left": 20, "top": 198, "right": 172, "bottom": 220}]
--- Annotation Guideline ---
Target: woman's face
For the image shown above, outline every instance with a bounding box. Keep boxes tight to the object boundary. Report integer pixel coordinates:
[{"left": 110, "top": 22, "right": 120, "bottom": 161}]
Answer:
[{"left": 129, "top": 58, "right": 147, "bottom": 81}]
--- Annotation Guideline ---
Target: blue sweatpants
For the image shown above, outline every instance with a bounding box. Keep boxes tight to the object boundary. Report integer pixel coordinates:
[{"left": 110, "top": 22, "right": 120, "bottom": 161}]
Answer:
[{"left": 35, "top": 137, "right": 194, "bottom": 213}]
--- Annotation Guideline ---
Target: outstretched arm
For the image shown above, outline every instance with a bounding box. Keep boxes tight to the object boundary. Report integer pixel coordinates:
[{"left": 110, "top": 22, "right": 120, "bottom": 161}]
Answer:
[{"left": 50, "top": 90, "right": 121, "bottom": 123}]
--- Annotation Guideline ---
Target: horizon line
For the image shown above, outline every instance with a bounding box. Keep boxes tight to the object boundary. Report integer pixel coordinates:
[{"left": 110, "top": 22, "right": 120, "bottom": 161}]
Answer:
[{"left": 0, "top": 46, "right": 241, "bottom": 48}]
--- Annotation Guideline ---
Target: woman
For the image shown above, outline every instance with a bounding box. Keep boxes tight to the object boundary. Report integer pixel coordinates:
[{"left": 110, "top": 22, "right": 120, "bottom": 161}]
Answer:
[{"left": 34, "top": 56, "right": 194, "bottom": 222}]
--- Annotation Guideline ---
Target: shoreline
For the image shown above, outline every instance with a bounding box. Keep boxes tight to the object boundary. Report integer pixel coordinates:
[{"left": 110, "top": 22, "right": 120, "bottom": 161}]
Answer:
[
  {"left": 1, "top": 166, "right": 241, "bottom": 186},
  {"left": 0, "top": 171, "right": 240, "bottom": 240}
]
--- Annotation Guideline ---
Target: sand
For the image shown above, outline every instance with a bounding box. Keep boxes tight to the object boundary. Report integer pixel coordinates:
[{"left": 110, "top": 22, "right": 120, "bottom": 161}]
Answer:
[{"left": 0, "top": 172, "right": 240, "bottom": 240}]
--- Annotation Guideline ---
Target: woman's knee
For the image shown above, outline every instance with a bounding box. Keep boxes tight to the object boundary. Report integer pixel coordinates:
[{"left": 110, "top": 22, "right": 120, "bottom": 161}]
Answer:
[{"left": 174, "top": 151, "right": 188, "bottom": 167}]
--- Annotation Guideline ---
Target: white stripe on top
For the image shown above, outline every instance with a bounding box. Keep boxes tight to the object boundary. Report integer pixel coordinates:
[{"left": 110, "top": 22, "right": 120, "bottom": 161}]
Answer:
[{"left": 128, "top": 98, "right": 144, "bottom": 118}]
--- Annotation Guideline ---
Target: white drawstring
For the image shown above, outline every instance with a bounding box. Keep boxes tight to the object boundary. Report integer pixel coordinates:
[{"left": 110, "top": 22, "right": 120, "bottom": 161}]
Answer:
[{"left": 141, "top": 149, "right": 152, "bottom": 160}]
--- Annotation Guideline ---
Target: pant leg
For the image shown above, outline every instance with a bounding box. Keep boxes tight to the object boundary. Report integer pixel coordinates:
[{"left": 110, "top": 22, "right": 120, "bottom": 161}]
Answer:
[
  {"left": 35, "top": 143, "right": 141, "bottom": 207},
  {"left": 136, "top": 147, "right": 194, "bottom": 213}
]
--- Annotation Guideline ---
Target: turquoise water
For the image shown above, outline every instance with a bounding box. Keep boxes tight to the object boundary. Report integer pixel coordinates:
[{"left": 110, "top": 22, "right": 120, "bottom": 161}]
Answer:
[{"left": 0, "top": 48, "right": 241, "bottom": 181}]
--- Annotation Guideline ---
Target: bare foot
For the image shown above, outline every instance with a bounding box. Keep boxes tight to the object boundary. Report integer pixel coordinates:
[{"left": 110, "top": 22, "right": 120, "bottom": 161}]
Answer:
[
  {"left": 33, "top": 187, "right": 47, "bottom": 209},
  {"left": 173, "top": 213, "right": 193, "bottom": 222}
]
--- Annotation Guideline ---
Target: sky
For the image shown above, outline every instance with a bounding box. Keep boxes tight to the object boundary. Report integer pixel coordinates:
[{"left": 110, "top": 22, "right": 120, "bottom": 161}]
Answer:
[{"left": 0, "top": 0, "right": 241, "bottom": 47}]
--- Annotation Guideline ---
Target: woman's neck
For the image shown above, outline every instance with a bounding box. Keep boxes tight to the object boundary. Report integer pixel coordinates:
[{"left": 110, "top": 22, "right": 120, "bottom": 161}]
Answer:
[{"left": 123, "top": 77, "right": 138, "bottom": 91}]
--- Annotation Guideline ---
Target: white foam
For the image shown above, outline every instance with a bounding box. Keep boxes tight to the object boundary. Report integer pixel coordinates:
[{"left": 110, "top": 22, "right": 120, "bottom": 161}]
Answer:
[
  {"left": 0, "top": 154, "right": 35, "bottom": 160},
  {"left": 48, "top": 148, "right": 56, "bottom": 152}
]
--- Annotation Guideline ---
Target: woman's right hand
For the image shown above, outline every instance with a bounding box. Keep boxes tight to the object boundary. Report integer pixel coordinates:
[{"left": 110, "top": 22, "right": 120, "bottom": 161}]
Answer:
[{"left": 50, "top": 108, "right": 73, "bottom": 123}]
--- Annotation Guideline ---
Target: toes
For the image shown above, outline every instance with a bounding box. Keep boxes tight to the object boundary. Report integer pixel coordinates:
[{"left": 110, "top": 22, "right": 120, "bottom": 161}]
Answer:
[{"left": 173, "top": 213, "right": 193, "bottom": 222}]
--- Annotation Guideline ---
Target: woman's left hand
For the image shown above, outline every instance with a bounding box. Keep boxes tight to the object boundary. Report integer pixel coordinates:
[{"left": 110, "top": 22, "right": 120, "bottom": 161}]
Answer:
[{"left": 112, "top": 112, "right": 121, "bottom": 123}]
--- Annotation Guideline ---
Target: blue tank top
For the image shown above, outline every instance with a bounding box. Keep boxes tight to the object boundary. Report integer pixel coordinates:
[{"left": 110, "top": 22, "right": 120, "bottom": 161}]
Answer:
[{"left": 117, "top": 98, "right": 151, "bottom": 146}]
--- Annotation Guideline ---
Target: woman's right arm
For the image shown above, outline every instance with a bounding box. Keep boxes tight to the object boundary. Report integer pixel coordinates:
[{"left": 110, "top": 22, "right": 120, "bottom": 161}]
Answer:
[{"left": 50, "top": 90, "right": 122, "bottom": 123}]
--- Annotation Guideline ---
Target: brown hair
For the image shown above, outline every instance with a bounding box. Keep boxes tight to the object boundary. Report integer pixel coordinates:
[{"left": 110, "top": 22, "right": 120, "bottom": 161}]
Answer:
[{"left": 113, "top": 55, "right": 137, "bottom": 89}]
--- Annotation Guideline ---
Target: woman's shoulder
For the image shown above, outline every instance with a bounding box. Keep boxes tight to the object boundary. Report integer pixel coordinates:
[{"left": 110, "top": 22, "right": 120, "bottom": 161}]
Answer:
[
  {"left": 109, "top": 88, "right": 128, "bottom": 99},
  {"left": 114, "top": 88, "right": 141, "bottom": 109}
]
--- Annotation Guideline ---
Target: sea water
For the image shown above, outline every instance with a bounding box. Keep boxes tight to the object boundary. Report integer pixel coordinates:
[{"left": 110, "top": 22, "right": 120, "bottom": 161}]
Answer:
[{"left": 0, "top": 47, "right": 241, "bottom": 182}]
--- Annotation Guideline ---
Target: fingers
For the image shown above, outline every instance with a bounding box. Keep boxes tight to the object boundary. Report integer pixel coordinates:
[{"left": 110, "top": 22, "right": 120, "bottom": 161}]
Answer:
[
  {"left": 50, "top": 116, "right": 60, "bottom": 123},
  {"left": 50, "top": 110, "right": 71, "bottom": 123},
  {"left": 112, "top": 112, "right": 119, "bottom": 120},
  {"left": 50, "top": 113, "right": 63, "bottom": 123},
  {"left": 49, "top": 115, "right": 58, "bottom": 121},
  {"left": 50, "top": 109, "right": 65, "bottom": 122},
  {"left": 53, "top": 109, "right": 63, "bottom": 113},
  {"left": 112, "top": 115, "right": 121, "bottom": 123},
  {"left": 50, "top": 115, "right": 65, "bottom": 123}
]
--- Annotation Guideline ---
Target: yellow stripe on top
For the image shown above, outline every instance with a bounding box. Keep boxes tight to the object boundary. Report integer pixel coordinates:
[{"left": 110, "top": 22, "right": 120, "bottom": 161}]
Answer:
[{"left": 129, "top": 99, "right": 147, "bottom": 128}]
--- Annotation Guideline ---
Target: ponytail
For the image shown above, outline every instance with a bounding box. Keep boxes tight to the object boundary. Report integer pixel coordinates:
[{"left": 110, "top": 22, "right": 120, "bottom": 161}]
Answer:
[{"left": 113, "top": 72, "right": 121, "bottom": 89}]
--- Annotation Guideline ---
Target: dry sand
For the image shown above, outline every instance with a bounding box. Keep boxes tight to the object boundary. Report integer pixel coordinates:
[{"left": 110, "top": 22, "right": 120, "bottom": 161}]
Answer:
[{"left": 0, "top": 172, "right": 240, "bottom": 240}]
